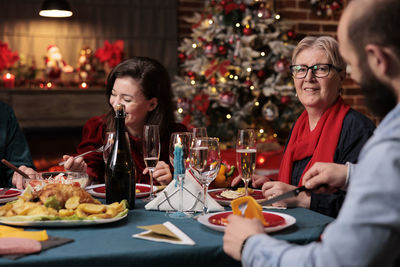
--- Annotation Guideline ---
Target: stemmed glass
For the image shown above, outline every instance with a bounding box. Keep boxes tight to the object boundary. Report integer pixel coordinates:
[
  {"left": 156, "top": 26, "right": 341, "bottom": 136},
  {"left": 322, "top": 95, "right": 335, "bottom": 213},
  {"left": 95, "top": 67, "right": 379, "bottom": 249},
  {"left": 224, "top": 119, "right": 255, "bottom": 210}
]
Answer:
[
  {"left": 192, "top": 127, "right": 208, "bottom": 138},
  {"left": 103, "top": 132, "right": 115, "bottom": 164},
  {"left": 236, "top": 129, "right": 257, "bottom": 196},
  {"left": 143, "top": 125, "right": 160, "bottom": 201},
  {"left": 168, "top": 132, "right": 192, "bottom": 218},
  {"left": 190, "top": 137, "right": 221, "bottom": 214}
]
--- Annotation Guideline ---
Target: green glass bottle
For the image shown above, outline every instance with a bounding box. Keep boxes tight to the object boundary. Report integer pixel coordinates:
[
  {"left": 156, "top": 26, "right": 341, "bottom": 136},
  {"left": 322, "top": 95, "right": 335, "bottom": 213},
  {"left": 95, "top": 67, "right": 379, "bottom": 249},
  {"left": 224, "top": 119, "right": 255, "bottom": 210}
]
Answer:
[{"left": 105, "top": 104, "right": 136, "bottom": 209}]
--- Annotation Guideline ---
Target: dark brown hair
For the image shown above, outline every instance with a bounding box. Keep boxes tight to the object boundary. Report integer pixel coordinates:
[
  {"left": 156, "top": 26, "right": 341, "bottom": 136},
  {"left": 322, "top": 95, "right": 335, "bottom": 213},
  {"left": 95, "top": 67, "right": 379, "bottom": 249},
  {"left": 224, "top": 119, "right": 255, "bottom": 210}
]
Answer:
[
  {"left": 348, "top": 0, "right": 400, "bottom": 62},
  {"left": 104, "top": 57, "right": 175, "bottom": 138}
]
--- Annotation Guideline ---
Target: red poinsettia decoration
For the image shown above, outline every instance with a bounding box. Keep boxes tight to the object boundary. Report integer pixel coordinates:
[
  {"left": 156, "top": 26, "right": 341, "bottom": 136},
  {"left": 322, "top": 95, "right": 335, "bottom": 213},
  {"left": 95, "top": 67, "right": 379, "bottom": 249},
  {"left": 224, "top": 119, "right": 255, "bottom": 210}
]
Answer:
[
  {"left": 0, "top": 41, "right": 19, "bottom": 72},
  {"left": 95, "top": 40, "right": 124, "bottom": 68}
]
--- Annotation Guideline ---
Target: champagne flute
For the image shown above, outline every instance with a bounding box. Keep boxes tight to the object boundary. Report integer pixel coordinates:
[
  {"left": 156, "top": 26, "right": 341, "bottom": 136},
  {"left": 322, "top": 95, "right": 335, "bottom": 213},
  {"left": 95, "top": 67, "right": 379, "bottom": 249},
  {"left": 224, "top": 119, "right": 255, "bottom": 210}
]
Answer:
[
  {"left": 143, "top": 125, "right": 160, "bottom": 201},
  {"left": 103, "top": 132, "right": 115, "bottom": 164},
  {"left": 236, "top": 129, "right": 257, "bottom": 196},
  {"left": 192, "top": 127, "right": 208, "bottom": 138},
  {"left": 190, "top": 137, "right": 221, "bottom": 214},
  {"left": 168, "top": 132, "right": 192, "bottom": 218}
]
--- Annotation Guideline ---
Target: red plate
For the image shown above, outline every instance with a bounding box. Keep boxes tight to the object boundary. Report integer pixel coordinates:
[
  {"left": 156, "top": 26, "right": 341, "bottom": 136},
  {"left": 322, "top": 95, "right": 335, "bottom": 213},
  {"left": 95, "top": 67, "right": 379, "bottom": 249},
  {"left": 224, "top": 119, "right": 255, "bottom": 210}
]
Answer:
[
  {"left": 93, "top": 185, "right": 151, "bottom": 194},
  {"left": 0, "top": 189, "right": 21, "bottom": 199},
  {"left": 90, "top": 184, "right": 153, "bottom": 198},
  {"left": 208, "top": 211, "right": 285, "bottom": 227}
]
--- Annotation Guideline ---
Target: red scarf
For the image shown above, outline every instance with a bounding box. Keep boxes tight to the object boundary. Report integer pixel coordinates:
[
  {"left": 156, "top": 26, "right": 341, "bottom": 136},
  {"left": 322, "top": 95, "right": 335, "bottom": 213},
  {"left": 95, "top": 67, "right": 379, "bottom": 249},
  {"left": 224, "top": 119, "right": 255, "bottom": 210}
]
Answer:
[{"left": 278, "top": 97, "right": 350, "bottom": 186}]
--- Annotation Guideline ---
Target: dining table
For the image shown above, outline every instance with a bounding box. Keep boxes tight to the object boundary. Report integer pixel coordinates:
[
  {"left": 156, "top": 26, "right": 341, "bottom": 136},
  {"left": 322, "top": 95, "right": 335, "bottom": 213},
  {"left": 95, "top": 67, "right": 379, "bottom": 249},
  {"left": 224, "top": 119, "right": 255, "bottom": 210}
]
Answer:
[{"left": 0, "top": 198, "right": 334, "bottom": 267}]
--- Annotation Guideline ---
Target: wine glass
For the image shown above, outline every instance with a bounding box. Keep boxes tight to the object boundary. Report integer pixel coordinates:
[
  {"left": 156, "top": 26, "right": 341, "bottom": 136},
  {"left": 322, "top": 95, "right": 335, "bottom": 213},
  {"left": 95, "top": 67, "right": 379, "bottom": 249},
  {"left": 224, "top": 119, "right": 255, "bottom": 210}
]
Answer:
[
  {"left": 143, "top": 125, "right": 160, "bottom": 201},
  {"left": 103, "top": 132, "right": 115, "bottom": 164},
  {"left": 192, "top": 127, "right": 208, "bottom": 138},
  {"left": 236, "top": 129, "right": 257, "bottom": 196},
  {"left": 190, "top": 137, "right": 221, "bottom": 214},
  {"left": 168, "top": 132, "right": 192, "bottom": 218}
]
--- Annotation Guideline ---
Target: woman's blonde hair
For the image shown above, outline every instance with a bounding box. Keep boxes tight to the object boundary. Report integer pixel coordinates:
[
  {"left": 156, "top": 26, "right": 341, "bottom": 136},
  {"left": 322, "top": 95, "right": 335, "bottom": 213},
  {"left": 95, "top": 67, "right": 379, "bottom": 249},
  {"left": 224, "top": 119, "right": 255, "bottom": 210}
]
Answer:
[{"left": 292, "top": 36, "right": 346, "bottom": 71}]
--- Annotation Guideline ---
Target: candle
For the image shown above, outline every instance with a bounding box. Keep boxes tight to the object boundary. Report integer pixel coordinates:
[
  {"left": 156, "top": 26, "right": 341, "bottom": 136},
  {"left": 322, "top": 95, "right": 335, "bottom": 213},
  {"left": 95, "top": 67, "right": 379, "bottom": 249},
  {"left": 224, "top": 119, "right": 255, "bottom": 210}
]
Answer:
[
  {"left": 173, "top": 137, "right": 185, "bottom": 176},
  {"left": 2, "top": 73, "right": 15, "bottom": 88}
]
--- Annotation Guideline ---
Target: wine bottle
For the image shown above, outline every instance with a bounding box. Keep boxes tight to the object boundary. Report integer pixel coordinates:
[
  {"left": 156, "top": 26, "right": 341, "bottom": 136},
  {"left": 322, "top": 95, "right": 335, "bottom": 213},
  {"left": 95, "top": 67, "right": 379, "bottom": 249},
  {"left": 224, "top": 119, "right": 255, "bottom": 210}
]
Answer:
[{"left": 105, "top": 104, "right": 136, "bottom": 209}]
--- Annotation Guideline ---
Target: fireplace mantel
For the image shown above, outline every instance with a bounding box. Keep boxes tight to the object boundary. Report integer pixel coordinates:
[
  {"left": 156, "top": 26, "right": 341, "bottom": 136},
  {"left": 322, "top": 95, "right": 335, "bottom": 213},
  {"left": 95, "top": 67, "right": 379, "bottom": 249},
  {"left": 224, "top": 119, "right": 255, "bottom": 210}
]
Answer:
[{"left": 0, "top": 87, "right": 108, "bottom": 129}]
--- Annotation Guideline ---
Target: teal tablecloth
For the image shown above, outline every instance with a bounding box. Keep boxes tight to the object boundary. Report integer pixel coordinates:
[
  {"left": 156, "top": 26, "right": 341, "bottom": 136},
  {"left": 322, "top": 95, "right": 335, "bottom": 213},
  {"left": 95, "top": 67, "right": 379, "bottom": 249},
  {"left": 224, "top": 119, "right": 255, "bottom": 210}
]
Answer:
[{"left": 0, "top": 201, "right": 334, "bottom": 266}]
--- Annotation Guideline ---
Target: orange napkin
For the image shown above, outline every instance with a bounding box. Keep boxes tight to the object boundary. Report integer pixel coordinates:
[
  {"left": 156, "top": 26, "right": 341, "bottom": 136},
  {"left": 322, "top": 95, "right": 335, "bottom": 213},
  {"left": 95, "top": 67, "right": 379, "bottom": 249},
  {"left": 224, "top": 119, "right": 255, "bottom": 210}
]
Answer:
[
  {"left": 0, "top": 225, "right": 48, "bottom": 241},
  {"left": 231, "top": 196, "right": 269, "bottom": 226}
]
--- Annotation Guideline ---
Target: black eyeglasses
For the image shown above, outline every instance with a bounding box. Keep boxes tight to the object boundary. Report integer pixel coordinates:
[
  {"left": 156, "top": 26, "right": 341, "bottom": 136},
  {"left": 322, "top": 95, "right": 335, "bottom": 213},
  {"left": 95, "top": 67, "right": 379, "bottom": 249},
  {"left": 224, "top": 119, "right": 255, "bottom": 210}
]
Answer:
[{"left": 289, "top": 64, "right": 342, "bottom": 79}]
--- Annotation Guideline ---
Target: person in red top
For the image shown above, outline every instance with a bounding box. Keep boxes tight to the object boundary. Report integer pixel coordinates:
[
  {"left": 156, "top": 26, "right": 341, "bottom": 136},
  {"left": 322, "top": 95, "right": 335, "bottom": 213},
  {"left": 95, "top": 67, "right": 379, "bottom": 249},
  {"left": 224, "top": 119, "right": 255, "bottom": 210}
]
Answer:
[
  {"left": 232, "top": 36, "right": 375, "bottom": 217},
  {"left": 62, "top": 57, "right": 187, "bottom": 185}
]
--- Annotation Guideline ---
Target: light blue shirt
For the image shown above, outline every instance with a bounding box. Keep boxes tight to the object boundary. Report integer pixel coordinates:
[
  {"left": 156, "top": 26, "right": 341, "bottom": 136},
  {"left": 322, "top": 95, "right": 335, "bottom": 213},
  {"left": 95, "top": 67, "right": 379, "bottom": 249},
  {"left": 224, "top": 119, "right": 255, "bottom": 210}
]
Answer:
[{"left": 242, "top": 103, "right": 400, "bottom": 267}]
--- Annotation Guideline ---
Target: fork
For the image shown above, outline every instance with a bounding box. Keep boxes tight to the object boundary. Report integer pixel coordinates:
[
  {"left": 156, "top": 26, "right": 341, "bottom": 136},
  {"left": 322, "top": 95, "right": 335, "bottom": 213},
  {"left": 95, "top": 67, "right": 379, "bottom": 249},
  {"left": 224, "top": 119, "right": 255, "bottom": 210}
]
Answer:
[
  {"left": 238, "top": 201, "right": 248, "bottom": 216},
  {"left": 58, "top": 145, "right": 105, "bottom": 166}
]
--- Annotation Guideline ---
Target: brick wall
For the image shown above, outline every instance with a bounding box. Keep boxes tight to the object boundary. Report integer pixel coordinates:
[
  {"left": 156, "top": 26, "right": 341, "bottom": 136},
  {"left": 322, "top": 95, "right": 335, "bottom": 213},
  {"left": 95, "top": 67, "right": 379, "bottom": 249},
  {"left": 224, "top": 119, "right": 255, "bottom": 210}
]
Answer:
[{"left": 177, "top": 0, "right": 377, "bottom": 123}]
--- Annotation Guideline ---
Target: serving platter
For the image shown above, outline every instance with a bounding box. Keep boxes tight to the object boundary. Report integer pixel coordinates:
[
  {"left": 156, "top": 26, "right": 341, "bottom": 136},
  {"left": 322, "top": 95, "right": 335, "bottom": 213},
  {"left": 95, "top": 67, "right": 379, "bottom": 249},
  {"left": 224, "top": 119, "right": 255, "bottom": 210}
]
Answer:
[
  {"left": 0, "top": 213, "right": 127, "bottom": 227},
  {"left": 197, "top": 211, "right": 295, "bottom": 233}
]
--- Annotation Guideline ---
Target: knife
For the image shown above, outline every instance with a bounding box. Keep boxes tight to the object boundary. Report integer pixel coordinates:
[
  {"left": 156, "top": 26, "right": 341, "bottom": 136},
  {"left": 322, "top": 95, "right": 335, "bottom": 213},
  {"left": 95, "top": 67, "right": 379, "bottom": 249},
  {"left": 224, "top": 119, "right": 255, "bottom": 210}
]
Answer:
[{"left": 260, "top": 186, "right": 308, "bottom": 206}]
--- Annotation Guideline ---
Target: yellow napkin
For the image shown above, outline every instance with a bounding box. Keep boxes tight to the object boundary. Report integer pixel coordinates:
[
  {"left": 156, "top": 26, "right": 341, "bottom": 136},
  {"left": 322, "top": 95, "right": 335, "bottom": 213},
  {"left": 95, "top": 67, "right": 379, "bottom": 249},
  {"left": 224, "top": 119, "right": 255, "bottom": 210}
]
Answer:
[
  {"left": 0, "top": 225, "right": 48, "bottom": 241},
  {"left": 231, "top": 196, "right": 269, "bottom": 226},
  {"left": 133, "top": 221, "right": 195, "bottom": 245}
]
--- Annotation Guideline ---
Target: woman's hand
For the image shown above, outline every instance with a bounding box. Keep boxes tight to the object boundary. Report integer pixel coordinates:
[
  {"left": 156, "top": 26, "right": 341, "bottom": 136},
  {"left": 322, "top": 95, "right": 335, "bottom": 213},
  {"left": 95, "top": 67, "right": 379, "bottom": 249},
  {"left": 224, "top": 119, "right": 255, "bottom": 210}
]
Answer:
[
  {"left": 262, "top": 181, "right": 310, "bottom": 208},
  {"left": 12, "top": 166, "right": 37, "bottom": 189},
  {"left": 223, "top": 215, "right": 265, "bottom": 261},
  {"left": 231, "top": 174, "right": 270, "bottom": 188},
  {"left": 143, "top": 161, "right": 172, "bottom": 185},
  {"left": 62, "top": 155, "right": 87, "bottom": 172}
]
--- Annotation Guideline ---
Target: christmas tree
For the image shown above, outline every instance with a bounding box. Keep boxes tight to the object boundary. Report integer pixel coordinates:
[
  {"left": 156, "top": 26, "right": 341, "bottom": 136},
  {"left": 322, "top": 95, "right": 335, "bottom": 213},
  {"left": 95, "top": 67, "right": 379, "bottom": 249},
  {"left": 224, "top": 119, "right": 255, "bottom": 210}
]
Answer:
[{"left": 173, "top": 0, "right": 303, "bottom": 145}]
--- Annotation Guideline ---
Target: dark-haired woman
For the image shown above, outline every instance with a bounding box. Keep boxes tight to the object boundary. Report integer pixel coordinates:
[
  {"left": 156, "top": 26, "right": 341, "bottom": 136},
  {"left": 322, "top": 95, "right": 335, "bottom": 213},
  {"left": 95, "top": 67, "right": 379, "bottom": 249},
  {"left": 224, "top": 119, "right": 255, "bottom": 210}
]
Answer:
[{"left": 62, "top": 57, "right": 186, "bottom": 185}]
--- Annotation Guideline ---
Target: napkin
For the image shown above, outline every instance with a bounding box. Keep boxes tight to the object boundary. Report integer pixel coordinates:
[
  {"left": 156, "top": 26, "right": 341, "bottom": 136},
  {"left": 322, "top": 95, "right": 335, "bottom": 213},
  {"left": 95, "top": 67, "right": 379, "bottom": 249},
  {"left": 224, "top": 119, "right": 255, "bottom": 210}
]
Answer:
[
  {"left": 133, "top": 221, "right": 195, "bottom": 245},
  {"left": 145, "top": 170, "right": 224, "bottom": 212},
  {"left": 231, "top": 196, "right": 268, "bottom": 226},
  {"left": 0, "top": 225, "right": 48, "bottom": 241},
  {"left": 1, "top": 236, "right": 74, "bottom": 260}
]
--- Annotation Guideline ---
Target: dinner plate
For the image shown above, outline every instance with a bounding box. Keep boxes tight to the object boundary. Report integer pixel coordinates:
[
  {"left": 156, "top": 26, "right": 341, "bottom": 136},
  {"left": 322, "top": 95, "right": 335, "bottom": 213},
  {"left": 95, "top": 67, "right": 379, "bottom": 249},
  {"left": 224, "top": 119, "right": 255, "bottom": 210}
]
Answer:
[
  {"left": 0, "top": 188, "right": 22, "bottom": 204},
  {"left": 198, "top": 211, "right": 295, "bottom": 233},
  {"left": 86, "top": 184, "right": 157, "bottom": 199},
  {"left": 0, "top": 214, "right": 127, "bottom": 227},
  {"left": 208, "top": 188, "right": 265, "bottom": 206}
]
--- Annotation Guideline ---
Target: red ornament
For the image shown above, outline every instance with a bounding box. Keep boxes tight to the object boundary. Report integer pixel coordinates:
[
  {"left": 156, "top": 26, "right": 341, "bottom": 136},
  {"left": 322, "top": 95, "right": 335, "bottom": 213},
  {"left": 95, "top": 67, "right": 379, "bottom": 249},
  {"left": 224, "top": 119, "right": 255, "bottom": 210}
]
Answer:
[
  {"left": 218, "top": 45, "right": 227, "bottom": 55},
  {"left": 239, "top": 3, "right": 246, "bottom": 11},
  {"left": 244, "top": 80, "right": 253, "bottom": 87},
  {"left": 242, "top": 27, "right": 252, "bottom": 36},
  {"left": 219, "top": 91, "right": 236, "bottom": 108},
  {"left": 178, "top": 53, "right": 185, "bottom": 61},
  {"left": 287, "top": 30, "right": 295, "bottom": 39},
  {"left": 257, "top": 70, "right": 264, "bottom": 78},
  {"left": 210, "top": 77, "right": 217, "bottom": 85},
  {"left": 274, "top": 58, "right": 290, "bottom": 73},
  {"left": 280, "top": 95, "right": 291, "bottom": 105}
]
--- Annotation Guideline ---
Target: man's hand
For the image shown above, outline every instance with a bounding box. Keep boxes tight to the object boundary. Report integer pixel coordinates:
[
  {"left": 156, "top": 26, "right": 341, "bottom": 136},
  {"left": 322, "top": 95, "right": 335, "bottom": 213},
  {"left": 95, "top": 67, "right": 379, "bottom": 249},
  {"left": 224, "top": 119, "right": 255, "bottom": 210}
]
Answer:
[
  {"left": 302, "top": 162, "right": 348, "bottom": 194},
  {"left": 12, "top": 166, "right": 37, "bottom": 189},
  {"left": 262, "top": 181, "right": 310, "bottom": 208},
  {"left": 223, "top": 215, "right": 265, "bottom": 261}
]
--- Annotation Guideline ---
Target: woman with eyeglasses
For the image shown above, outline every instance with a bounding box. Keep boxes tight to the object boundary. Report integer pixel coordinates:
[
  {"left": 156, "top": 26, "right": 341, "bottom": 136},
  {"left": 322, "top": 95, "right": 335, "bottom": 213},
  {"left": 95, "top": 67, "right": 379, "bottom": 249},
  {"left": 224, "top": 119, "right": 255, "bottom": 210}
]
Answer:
[{"left": 261, "top": 36, "right": 375, "bottom": 217}]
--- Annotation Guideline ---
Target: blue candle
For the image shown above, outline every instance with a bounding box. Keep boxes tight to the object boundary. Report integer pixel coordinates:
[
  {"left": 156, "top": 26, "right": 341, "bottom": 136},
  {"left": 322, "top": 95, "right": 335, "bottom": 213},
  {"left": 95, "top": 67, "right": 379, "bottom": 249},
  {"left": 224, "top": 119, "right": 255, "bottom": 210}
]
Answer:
[{"left": 173, "top": 140, "right": 185, "bottom": 176}]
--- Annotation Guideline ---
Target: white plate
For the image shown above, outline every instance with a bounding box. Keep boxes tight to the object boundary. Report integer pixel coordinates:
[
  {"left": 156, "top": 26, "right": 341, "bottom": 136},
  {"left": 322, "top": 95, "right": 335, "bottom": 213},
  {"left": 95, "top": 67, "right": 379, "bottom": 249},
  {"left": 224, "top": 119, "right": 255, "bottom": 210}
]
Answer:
[
  {"left": 197, "top": 211, "right": 296, "bottom": 233},
  {"left": 208, "top": 188, "right": 266, "bottom": 206},
  {"left": 86, "top": 183, "right": 157, "bottom": 199},
  {"left": 0, "top": 188, "right": 22, "bottom": 204},
  {"left": 0, "top": 214, "right": 127, "bottom": 227}
]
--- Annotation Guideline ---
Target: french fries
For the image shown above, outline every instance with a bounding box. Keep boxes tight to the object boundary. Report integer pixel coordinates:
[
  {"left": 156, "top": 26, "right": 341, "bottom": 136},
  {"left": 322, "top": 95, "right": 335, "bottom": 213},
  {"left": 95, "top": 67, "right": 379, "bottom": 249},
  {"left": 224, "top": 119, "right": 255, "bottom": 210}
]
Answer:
[{"left": 0, "top": 194, "right": 126, "bottom": 220}]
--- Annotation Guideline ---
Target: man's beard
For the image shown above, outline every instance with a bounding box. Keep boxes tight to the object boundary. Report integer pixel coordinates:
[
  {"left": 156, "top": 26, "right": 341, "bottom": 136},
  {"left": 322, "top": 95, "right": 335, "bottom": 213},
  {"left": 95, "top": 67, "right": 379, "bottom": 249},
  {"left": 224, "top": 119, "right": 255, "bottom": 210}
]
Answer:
[{"left": 359, "top": 64, "right": 397, "bottom": 118}]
